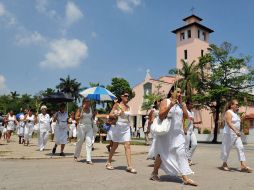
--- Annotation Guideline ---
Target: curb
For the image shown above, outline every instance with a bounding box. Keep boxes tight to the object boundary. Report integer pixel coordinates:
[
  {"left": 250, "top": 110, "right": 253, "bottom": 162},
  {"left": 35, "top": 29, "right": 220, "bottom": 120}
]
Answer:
[{"left": 0, "top": 152, "right": 148, "bottom": 160}]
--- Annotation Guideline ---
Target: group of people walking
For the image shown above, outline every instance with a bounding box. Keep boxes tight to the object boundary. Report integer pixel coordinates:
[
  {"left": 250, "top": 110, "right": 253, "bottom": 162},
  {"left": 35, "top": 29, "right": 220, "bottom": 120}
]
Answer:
[
  {"left": 152, "top": 88, "right": 252, "bottom": 186},
  {"left": 0, "top": 88, "right": 252, "bottom": 187}
]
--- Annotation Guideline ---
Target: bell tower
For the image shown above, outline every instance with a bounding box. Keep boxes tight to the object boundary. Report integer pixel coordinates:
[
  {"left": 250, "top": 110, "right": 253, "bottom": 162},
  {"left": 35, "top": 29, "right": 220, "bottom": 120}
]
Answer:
[{"left": 172, "top": 15, "right": 214, "bottom": 69}]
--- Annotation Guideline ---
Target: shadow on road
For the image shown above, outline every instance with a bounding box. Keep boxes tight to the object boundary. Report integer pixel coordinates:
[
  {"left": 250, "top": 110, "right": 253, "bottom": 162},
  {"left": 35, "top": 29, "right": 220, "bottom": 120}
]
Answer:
[{"left": 159, "top": 175, "right": 183, "bottom": 184}]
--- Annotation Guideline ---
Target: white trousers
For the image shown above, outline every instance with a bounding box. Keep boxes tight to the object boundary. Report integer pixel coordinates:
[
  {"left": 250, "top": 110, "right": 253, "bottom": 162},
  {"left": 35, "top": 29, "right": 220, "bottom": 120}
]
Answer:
[
  {"left": 38, "top": 131, "right": 49, "bottom": 150},
  {"left": 185, "top": 132, "right": 197, "bottom": 160},
  {"left": 74, "top": 125, "right": 93, "bottom": 161},
  {"left": 221, "top": 133, "right": 246, "bottom": 162}
]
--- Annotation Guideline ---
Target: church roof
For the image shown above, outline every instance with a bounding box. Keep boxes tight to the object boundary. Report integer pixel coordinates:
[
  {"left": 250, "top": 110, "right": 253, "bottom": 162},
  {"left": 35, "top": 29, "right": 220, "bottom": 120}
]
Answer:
[
  {"left": 172, "top": 22, "right": 214, "bottom": 34},
  {"left": 183, "top": 14, "right": 203, "bottom": 21}
]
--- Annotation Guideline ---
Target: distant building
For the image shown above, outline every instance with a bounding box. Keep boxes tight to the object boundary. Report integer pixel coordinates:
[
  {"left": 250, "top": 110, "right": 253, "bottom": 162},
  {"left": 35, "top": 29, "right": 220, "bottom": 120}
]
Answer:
[
  {"left": 128, "top": 70, "right": 176, "bottom": 130},
  {"left": 128, "top": 14, "right": 254, "bottom": 133}
]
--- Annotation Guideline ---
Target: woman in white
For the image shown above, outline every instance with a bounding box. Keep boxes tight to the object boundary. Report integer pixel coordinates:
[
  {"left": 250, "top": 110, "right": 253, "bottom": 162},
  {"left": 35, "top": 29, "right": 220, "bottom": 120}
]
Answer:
[
  {"left": 24, "top": 109, "right": 36, "bottom": 146},
  {"left": 18, "top": 115, "right": 25, "bottom": 144},
  {"left": 38, "top": 105, "right": 51, "bottom": 151},
  {"left": 68, "top": 112, "right": 77, "bottom": 143},
  {"left": 147, "top": 100, "right": 161, "bottom": 160},
  {"left": 151, "top": 88, "right": 197, "bottom": 186},
  {"left": 50, "top": 111, "right": 56, "bottom": 142},
  {"left": 221, "top": 99, "right": 252, "bottom": 173},
  {"left": 74, "top": 99, "right": 95, "bottom": 164},
  {"left": 6, "top": 110, "right": 17, "bottom": 143},
  {"left": 52, "top": 104, "right": 68, "bottom": 156},
  {"left": 185, "top": 101, "right": 202, "bottom": 166},
  {"left": 106, "top": 92, "right": 137, "bottom": 174},
  {"left": 143, "top": 116, "right": 150, "bottom": 145}
]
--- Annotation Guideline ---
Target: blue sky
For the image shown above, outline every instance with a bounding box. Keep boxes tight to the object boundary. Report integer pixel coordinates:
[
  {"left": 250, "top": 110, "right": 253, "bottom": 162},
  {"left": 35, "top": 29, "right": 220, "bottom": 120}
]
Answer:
[{"left": 0, "top": 0, "right": 254, "bottom": 95}]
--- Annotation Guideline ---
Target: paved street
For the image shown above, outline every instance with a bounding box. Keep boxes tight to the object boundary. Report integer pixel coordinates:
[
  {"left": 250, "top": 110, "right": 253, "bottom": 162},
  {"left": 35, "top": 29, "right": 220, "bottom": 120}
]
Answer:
[{"left": 0, "top": 136, "right": 254, "bottom": 190}]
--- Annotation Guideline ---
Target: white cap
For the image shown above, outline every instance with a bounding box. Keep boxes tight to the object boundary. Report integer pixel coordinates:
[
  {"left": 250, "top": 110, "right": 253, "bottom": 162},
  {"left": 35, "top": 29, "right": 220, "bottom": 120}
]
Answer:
[{"left": 40, "top": 105, "right": 47, "bottom": 110}]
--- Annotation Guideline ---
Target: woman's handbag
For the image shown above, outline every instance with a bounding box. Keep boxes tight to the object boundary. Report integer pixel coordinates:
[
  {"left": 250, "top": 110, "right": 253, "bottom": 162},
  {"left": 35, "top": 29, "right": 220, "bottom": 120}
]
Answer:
[
  {"left": 150, "top": 117, "right": 171, "bottom": 136},
  {"left": 150, "top": 99, "right": 172, "bottom": 136}
]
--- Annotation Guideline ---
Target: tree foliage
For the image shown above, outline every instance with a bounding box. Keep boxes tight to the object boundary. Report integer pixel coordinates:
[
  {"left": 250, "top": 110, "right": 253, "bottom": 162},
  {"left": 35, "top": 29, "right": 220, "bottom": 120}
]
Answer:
[
  {"left": 194, "top": 42, "right": 254, "bottom": 142},
  {"left": 169, "top": 60, "right": 199, "bottom": 100},
  {"left": 106, "top": 77, "right": 134, "bottom": 99},
  {"left": 56, "top": 75, "right": 82, "bottom": 103}
]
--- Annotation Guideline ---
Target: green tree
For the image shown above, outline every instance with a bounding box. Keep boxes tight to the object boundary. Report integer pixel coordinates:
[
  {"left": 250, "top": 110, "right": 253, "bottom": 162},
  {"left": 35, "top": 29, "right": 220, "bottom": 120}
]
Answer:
[
  {"left": 106, "top": 77, "right": 134, "bottom": 99},
  {"left": 10, "top": 91, "right": 20, "bottom": 100},
  {"left": 169, "top": 60, "right": 199, "bottom": 100},
  {"left": 106, "top": 77, "right": 134, "bottom": 113},
  {"left": 141, "top": 84, "right": 165, "bottom": 112},
  {"left": 194, "top": 42, "right": 254, "bottom": 143},
  {"left": 56, "top": 75, "right": 82, "bottom": 103}
]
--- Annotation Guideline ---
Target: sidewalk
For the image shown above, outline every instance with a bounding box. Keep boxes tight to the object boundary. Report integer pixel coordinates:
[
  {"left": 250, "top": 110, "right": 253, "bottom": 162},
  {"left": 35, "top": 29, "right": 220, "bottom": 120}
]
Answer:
[{"left": 0, "top": 134, "right": 148, "bottom": 159}]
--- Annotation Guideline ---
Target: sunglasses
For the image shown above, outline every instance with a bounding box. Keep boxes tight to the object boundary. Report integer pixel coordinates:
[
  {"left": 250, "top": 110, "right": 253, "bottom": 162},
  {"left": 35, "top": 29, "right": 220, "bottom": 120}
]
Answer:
[{"left": 122, "top": 94, "right": 129, "bottom": 98}]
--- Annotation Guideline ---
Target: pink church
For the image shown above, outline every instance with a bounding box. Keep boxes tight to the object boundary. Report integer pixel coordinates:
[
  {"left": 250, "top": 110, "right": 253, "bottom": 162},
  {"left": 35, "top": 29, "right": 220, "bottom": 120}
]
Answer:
[{"left": 128, "top": 14, "right": 254, "bottom": 136}]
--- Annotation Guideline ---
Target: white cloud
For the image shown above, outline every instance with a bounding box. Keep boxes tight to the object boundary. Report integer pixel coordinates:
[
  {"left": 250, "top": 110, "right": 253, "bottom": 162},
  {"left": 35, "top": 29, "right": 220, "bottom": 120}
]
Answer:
[
  {"left": 116, "top": 0, "right": 141, "bottom": 13},
  {"left": 0, "top": 2, "right": 6, "bottom": 16},
  {"left": 0, "top": 75, "right": 9, "bottom": 95},
  {"left": 15, "top": 31, "right": 47, "bottom": 46},
  {"left": 35, "top": 0, "right": 58, "bottom": 20},
  {"left": 65, "top": 1, "right": 83, "bottom": 26},
  {"left": 0, "top": 2, "right": 16, "bottom": 26},
  {"left": 40, "top": 38, "right": 88, "bottom": 69}
]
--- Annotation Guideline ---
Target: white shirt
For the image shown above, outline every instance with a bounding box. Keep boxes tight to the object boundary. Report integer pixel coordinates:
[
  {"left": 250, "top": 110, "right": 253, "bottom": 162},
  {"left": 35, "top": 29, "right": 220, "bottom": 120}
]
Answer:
[
  {"left": 38, "top": 113, "right": 50, "bottom": 132},
  {"left": 223, "top": 110, "right": 241, "bottom": 134}
]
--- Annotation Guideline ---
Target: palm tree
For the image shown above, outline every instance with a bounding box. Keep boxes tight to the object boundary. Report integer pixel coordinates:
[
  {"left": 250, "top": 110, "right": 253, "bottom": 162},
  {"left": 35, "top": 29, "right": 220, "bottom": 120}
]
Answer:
[
  {"left": 10, "top": 91, "right": 20, "bottom": 100},
  {"left": 169, "top": 59, "right": 199, "bottom": 100},
  {"left": 56, "top": 75, "right": 82, "bottom": 103}
]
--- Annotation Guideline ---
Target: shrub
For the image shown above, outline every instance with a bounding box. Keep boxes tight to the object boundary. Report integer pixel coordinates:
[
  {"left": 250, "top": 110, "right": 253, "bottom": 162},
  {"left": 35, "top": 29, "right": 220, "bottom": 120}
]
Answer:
[{"left": 203, "top": 128, "right": 211, "bottom": 134}]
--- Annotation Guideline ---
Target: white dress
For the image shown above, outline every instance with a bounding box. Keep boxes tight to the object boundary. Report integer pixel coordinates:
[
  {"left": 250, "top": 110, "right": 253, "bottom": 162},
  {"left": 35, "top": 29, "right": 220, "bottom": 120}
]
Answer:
[
  {"left": 55, "top": 111, "right": 68, "bottom": 145},
  {"left": 18, "top": 121, "right": 25, "bottom": 137},
  {"left": 147, "top": 108, "right": 159, "bottom": 159},
  {"left": 50, "top": 117, "right": 56, "bottom": 134},
  {"left": 7, "top": 115, "right": 16, "bottom": 131},
  {"left": 106, "top": 125, "right": 114, "bottom": 141},
  {"left": 24, "top": 115, "right": 35, "bottom": 140},
  {"left": 185, "top": 110, "right": 198, "bottom": 160},
  {"left": 69, "top": 118, "right": 77, "bottom": 138},
  {"left": 221, "top": 110, "right": 246, "bottom": 162},
  {"left": 154, "top": 102, "right": 193, "bottom": 176},
  {"left": 112, "top": 109, "right": 131, "bottom": 143}
]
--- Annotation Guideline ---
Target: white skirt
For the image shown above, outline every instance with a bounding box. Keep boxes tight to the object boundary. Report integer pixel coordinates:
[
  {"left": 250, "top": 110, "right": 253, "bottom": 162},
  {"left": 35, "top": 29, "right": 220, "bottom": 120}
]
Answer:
[
  {"left": 106, "top": 126, "right": 114, "bottom": 141},
  {"left": 154, "top": 128, "right": 193, "bottom": 176},
  {"left": 7, "top": 124, "right": 15, "bottom": 131},
  {"left": 18, "top": 127, "right": 25, "bottom": 137},
  {"left": 147, "top": 136, "right": 156, "bottom": 159},
  {"left": 55, "top": 125, "right": 68, "bottom": 145},
  {"left": 112, "top": 122, "right": 131, "bottom": 143},
  {"left": 24, "top": 125, "right": 34, "bottom": 140},
  {"left": 69, "top": 124, "right": 77, "bottom": 138}
]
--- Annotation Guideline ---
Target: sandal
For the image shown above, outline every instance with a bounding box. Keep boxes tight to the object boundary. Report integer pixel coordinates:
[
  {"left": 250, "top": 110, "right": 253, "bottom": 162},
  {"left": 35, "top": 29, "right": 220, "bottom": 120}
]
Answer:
[
  {"left": 106, "top": 163, "right": 114, "bottom": 170},
  {"left": 150, "top": 172, "right": 160, "bottom": 181},
  {"left": 126, "top": 167, "right": 137, "bottom": 174},
  {"left": 183, "top": 179, "right": 198, "bottom": 186},
  {"left": 221, "top": 166, "right": 230, "bottom": 171},
  {"left": 74, "top": 157, "right": 78, "bottom": 162},
  {"left": 240, "top": 166, "right": 252, "bottom": 173},
  {"left": 86, "top": 161, "right": 94, "bottom": 165}
]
